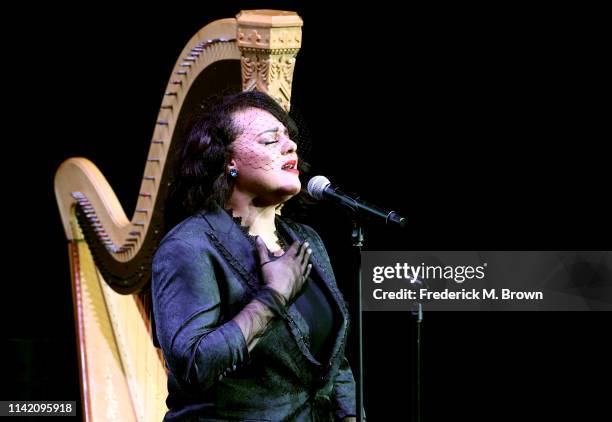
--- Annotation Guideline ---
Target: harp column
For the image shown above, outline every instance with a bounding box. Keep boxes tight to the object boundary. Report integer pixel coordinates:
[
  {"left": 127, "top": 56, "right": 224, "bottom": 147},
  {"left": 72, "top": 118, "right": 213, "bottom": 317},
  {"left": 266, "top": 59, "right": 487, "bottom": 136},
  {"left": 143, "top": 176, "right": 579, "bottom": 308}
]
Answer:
[{"left": 236, "top": 10, "right": 303, "bottom": 112}]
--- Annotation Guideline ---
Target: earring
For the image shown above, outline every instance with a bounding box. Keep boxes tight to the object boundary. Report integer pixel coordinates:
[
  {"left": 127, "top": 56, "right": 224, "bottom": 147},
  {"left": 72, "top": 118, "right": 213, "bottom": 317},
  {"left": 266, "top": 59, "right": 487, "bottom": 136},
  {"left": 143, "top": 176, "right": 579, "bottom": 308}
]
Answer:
[{"left": 229, "top": 168, "right": 238, "bottom": 178}]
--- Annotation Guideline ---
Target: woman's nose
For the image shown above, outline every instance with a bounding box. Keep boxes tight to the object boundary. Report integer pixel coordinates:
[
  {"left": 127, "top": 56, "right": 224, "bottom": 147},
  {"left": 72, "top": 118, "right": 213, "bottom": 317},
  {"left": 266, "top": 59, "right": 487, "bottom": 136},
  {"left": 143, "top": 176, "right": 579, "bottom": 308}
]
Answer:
[{"left": 281, "top": 137, "right": 298, "bottom": 154}]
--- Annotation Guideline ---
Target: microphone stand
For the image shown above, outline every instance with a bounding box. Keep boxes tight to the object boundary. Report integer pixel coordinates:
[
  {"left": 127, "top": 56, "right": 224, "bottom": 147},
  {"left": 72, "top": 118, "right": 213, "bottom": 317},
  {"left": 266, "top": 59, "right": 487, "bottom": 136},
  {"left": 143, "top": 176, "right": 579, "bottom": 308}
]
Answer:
[
  {"left": 413, "top": 302, "right": 423, "bottom": 422},
  {"left": 351, "top": 218, "right": 419, "bottom": 422},
  {"left": 311, "top": 184, "right": 406, "bottom": 421},
  {"left": 351, "top": 220, "right": 365, "bottom": 422}
]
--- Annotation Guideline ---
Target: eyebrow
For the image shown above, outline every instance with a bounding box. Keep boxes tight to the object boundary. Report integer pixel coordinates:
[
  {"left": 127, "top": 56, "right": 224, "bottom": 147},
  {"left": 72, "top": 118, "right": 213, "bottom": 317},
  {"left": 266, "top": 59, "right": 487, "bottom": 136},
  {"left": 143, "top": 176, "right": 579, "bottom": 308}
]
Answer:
[{"left": 256, "top": 126, "right": 287, "bottom": 137}]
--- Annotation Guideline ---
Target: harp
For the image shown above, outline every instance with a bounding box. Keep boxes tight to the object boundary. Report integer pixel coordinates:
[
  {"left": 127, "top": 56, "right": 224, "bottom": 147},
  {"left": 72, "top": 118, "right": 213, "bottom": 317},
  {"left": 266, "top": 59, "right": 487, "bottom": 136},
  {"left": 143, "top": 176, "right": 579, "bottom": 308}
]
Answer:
[{"left": 54, "top": 10, "right": 303, "bottom": 421}]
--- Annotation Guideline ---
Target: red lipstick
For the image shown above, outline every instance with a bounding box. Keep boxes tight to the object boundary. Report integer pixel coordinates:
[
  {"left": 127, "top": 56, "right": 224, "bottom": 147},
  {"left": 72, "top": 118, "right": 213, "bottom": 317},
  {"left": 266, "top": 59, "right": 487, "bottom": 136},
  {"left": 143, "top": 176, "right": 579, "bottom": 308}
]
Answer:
[{"left": 281, "top": 159, "right": 299, "bottom": 174}]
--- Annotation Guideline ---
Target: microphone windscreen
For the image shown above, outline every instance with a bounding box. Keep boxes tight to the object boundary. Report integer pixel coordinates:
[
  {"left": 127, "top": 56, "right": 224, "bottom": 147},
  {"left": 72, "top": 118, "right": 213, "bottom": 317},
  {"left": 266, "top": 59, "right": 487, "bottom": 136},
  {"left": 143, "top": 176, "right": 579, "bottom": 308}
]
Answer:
[{"left": 307, "top": 175, "right": 331, "bottom": 200}]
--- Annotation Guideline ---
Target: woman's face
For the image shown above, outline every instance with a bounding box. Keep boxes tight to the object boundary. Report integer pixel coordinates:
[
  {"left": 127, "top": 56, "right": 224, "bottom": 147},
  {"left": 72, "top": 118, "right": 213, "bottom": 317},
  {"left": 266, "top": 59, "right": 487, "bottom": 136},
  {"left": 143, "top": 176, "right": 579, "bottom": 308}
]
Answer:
[{"left": 229, "top": 107, "right": 301, "bottom": 206}]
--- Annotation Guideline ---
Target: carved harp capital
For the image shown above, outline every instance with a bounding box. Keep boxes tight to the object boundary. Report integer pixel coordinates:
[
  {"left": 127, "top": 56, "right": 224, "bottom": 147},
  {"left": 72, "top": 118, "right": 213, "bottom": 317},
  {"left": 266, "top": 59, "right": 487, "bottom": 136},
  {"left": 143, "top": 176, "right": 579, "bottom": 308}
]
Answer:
[{"left": 237, "top": 10, "right": 303, "bottom": 111}]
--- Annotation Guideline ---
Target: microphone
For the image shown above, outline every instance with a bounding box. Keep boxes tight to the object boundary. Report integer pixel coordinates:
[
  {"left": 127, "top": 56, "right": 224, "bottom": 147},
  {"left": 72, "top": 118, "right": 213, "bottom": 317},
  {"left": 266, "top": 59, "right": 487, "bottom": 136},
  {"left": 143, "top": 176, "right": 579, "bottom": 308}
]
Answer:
[{"left": 307, "top": 176, "right": 407, "bottom": 228}]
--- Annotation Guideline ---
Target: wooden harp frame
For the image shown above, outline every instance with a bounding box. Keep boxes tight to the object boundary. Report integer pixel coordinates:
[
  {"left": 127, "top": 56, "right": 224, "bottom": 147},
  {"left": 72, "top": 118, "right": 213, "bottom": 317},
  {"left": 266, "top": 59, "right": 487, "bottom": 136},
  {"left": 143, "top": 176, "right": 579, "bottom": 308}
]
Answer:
[{"left": 54, "top": 10, "right": 303, "bottom": 422}]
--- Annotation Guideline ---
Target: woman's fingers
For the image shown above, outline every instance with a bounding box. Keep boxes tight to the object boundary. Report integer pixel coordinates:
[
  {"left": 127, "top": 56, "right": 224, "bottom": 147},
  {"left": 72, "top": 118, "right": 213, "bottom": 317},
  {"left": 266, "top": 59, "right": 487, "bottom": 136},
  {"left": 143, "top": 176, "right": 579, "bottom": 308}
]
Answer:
[
  {"left": 255, "top": 236, "right": 270, "bottom": 266},
  {"left": 292, "top": 241, "right": 311, "bottom": 271},
  {"left": 297, "top": 241, "right": 308, "bottom": 260},
  {"left": 303, "top": 263, "right": 313, "bottom": 280},
  {"left": 301, "top": 247, "right": 312, "bottom": 272},
  {"left": 286, "top": 240, "right": 302, "bottom": 257},
  {"left": 277, "top": 239, "right": 312, "bottom": 280}
]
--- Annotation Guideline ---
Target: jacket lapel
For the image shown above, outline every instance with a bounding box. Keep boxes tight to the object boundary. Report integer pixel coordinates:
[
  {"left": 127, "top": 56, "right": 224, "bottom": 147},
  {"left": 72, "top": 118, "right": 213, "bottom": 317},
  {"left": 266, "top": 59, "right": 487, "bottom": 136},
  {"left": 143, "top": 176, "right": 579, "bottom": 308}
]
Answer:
[
  {"left": 276, "top": 218, "right": 350, "bottom": 370},
  {"left": 199, "top": 204, "right": 261, "bottom": 294}
]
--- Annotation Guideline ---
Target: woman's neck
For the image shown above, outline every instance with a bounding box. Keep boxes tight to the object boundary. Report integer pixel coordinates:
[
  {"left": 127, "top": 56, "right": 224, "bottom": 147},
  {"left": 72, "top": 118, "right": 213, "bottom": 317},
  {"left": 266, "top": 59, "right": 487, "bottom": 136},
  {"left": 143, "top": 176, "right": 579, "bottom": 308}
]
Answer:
[{"left": 225, "top": 192, "right": 278, "bottom": 238}]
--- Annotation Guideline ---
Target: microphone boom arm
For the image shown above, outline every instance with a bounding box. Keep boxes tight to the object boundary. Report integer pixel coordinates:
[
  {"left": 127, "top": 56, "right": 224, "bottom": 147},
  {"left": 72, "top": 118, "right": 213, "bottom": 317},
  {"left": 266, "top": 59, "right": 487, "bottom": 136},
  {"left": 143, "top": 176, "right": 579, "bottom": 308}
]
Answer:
[{"left": 323, "top": 186, "right": 407, "bottom": 228}]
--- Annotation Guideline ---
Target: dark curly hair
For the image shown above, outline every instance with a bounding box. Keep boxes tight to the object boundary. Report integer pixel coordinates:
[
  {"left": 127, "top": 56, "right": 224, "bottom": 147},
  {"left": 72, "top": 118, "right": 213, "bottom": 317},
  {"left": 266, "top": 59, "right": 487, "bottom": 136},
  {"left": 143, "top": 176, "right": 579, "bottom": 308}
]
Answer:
[{"left": 165, "top": 91, "right": 311, "bottom": 228}]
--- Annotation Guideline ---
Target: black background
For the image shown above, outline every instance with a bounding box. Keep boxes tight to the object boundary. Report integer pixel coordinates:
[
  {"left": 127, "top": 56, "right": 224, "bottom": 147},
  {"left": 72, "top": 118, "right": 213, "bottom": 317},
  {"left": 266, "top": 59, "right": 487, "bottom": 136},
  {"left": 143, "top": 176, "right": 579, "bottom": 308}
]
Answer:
[{"left": 3, "top": 1, "right": 610, "bottom": 420}]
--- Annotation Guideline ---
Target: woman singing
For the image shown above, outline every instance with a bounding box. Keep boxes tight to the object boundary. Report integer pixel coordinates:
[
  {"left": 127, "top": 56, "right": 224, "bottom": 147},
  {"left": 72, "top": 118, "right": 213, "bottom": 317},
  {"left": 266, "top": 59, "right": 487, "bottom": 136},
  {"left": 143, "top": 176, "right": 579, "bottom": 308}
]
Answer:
[{"left": 152, "top": 91, "right": 357, "bottom": 421}]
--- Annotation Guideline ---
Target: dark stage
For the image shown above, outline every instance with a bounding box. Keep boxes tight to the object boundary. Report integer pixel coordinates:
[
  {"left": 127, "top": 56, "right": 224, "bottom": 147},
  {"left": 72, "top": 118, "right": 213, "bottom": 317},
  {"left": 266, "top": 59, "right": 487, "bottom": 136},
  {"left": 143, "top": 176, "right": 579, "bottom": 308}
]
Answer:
[{"left": 3, "top": 2, "right": 610, "bottom": 420}]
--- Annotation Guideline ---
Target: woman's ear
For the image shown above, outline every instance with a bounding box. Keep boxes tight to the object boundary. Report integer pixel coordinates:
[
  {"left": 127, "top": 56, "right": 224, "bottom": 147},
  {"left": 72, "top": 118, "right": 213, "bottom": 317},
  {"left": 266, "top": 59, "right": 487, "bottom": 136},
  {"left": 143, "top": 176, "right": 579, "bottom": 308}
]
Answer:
[{"left": 227, "top": 158, "right": 237, "bottom": 172}]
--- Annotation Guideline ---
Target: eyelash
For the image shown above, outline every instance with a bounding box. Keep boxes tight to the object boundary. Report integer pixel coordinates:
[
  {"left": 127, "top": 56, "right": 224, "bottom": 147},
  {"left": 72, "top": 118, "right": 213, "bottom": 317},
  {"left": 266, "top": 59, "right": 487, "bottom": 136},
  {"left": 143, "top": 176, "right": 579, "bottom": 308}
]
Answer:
[{"left": 262, "top": 129, "right": 289, "bottom": 145}]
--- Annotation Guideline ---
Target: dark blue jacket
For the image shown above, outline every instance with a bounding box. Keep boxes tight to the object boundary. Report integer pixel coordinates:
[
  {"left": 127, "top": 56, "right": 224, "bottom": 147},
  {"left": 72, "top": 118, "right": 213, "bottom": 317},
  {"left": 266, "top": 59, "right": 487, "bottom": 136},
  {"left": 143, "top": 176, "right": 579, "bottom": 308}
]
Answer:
[{"left": 152, "top": 204, "right": 356, "bottom": 421}]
